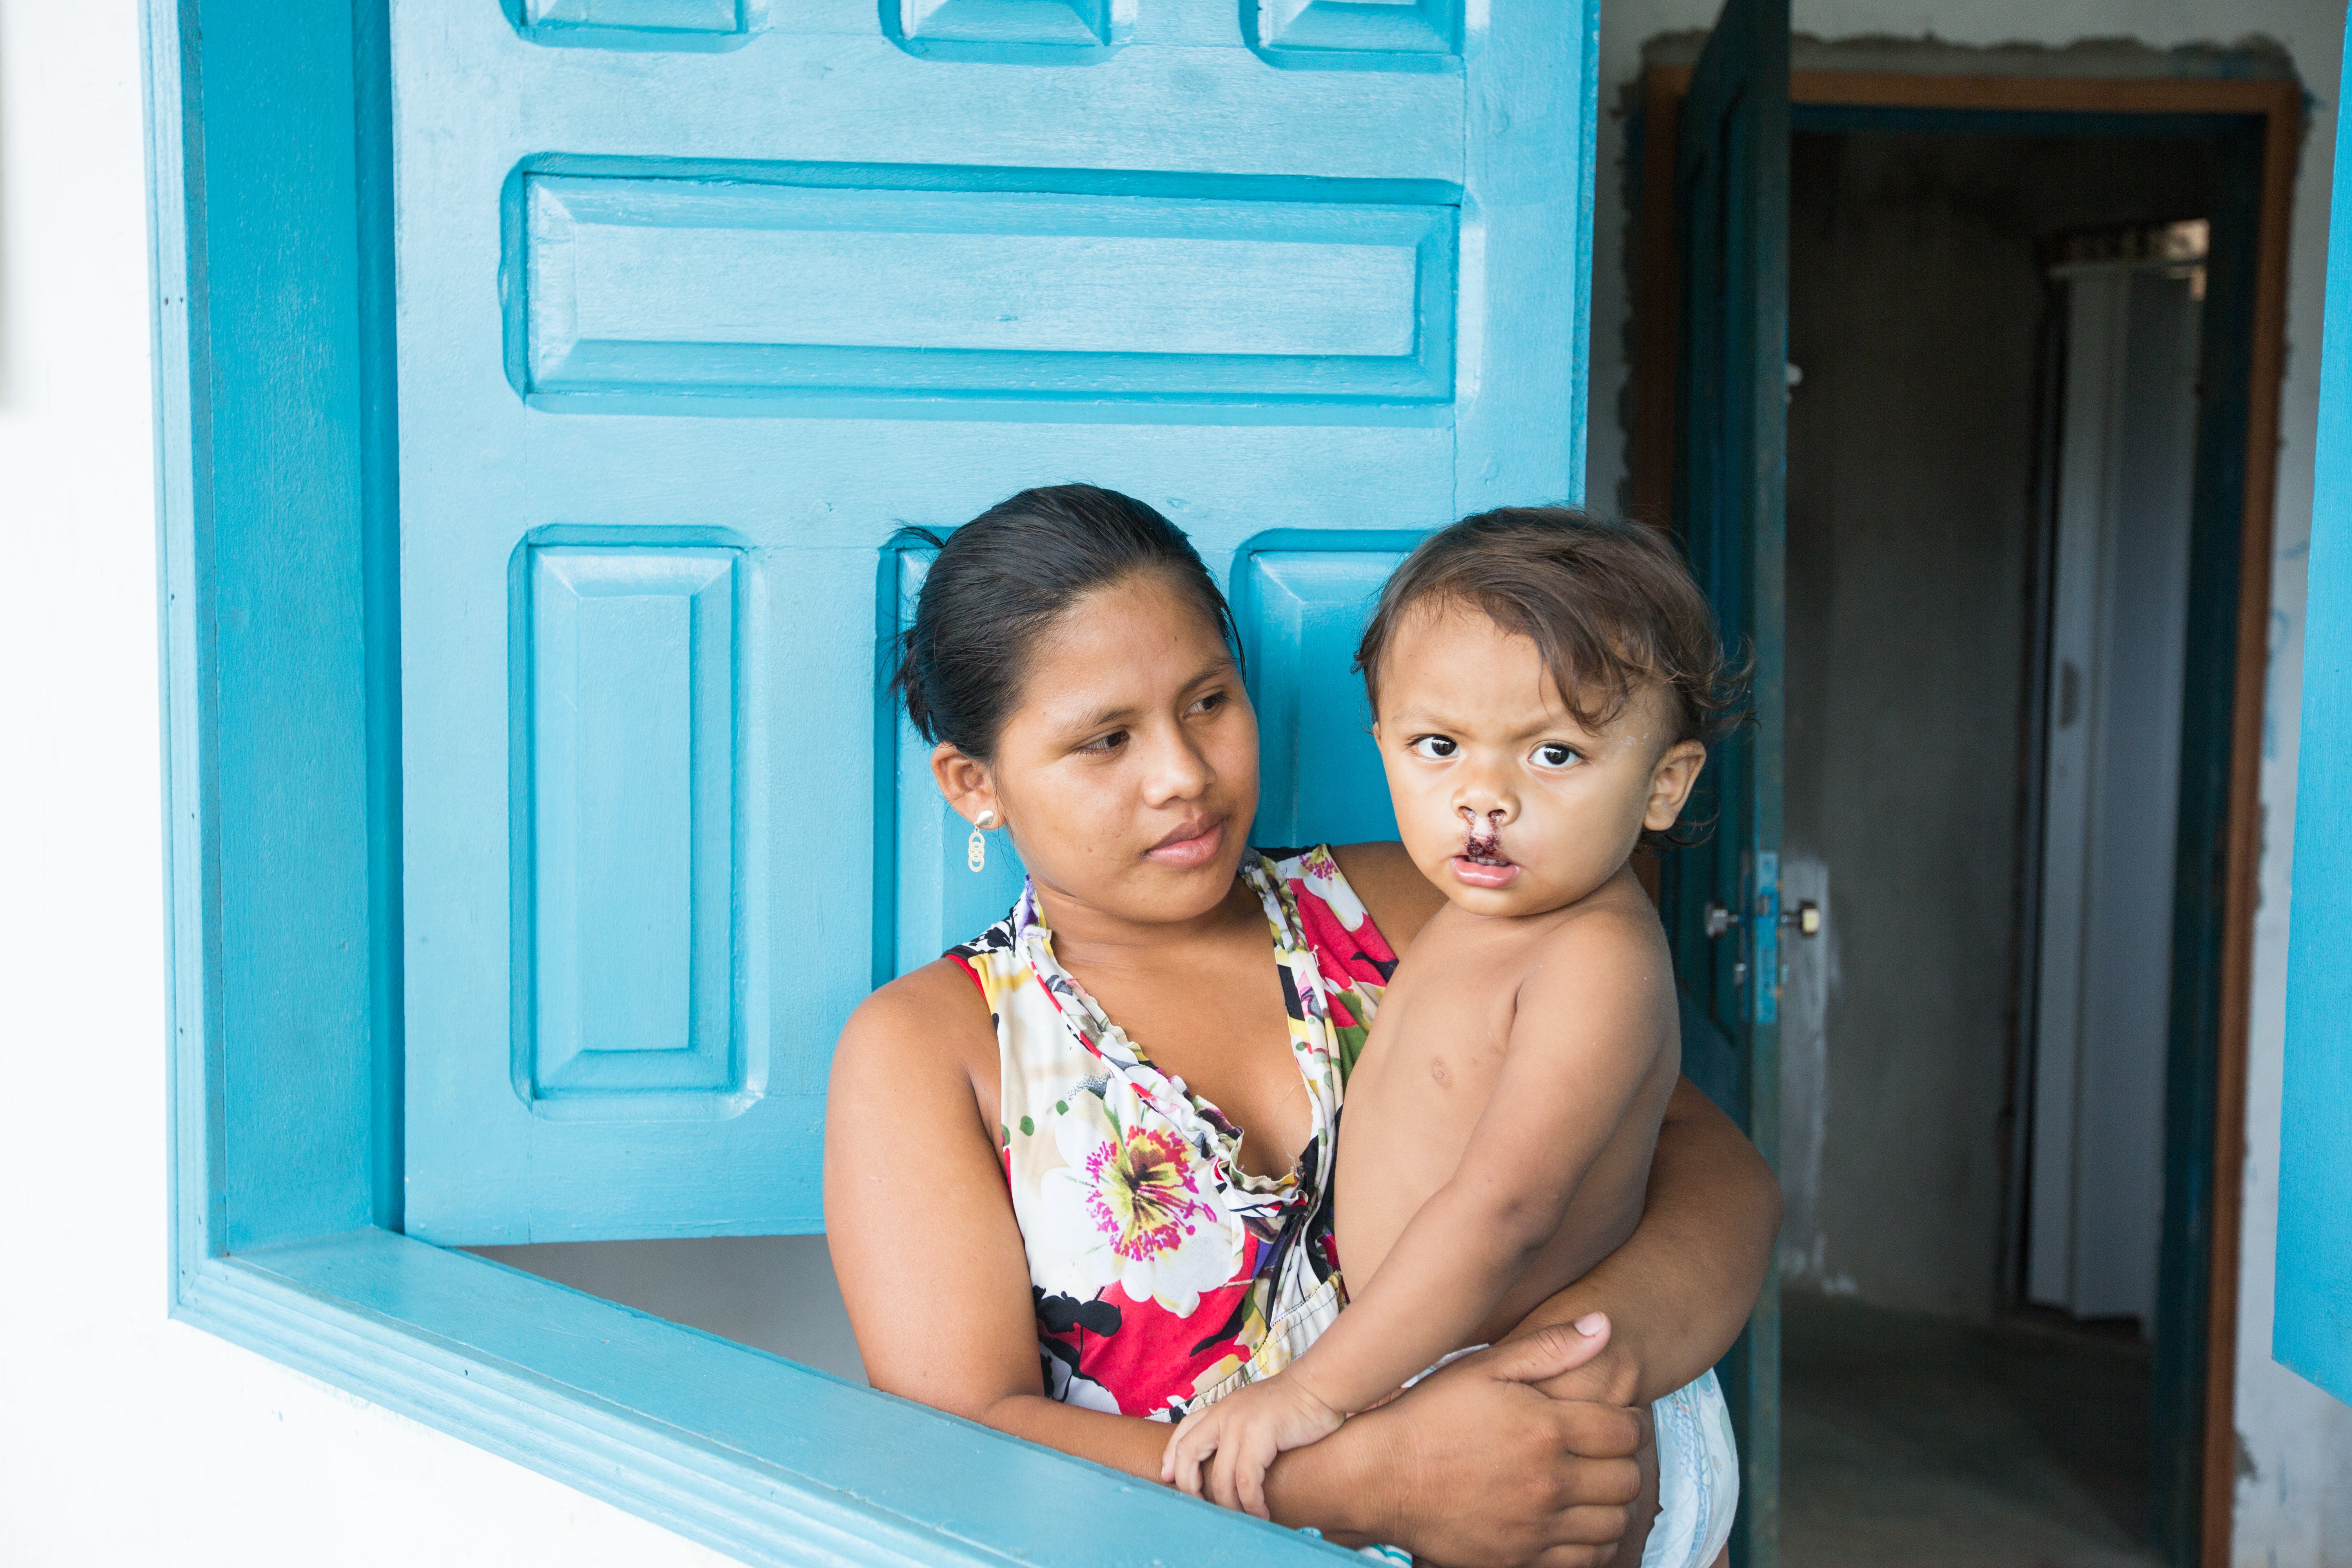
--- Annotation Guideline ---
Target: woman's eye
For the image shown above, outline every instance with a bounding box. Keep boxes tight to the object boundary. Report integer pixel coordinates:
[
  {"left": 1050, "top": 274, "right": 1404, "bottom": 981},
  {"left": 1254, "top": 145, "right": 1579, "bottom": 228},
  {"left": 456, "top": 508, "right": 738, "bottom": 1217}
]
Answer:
[
  {"left": 1080, "top": 729, "right": 1129, "bottom": 754},
  {"left": 1410, "top": 735, "right": 1458, "bottom": 760},
  {"left": 1532, "top": 742, "right": 1580, "bottom": 769},
  {"left": 1188, "top": 690, "right": 1227, "bottom": 717}
]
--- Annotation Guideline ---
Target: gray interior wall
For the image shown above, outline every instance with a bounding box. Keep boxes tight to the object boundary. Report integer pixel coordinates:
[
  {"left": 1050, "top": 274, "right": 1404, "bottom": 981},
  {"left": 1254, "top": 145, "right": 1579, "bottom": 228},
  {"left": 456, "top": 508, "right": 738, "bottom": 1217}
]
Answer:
[
  {"left": 473, "top": 1236, "right": 869, "bottom": 1384},
  {"left": 1782, "top": 131, "right": 2216, "bottom": 1319}
]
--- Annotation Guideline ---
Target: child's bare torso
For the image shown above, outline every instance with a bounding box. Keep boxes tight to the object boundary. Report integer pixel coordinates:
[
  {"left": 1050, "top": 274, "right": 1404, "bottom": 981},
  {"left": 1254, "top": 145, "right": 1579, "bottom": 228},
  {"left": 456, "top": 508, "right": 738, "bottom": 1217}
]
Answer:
[{"left": 1334, "top": 870, "right": 1682, "bottom": 1349}]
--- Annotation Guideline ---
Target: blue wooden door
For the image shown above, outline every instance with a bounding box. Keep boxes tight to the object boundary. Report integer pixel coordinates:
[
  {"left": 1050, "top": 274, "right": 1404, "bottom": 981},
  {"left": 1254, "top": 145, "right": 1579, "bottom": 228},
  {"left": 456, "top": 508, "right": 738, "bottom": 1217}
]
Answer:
[
  {"left": 397, "top": 0, "right": 1601, "bottom": 1244},
  {"left": 2279, "top": 22, "right": 2352, "bottom": 1409},
  {"left": 1662, "top": 0, "right": 1788, "bottom": 1562}
]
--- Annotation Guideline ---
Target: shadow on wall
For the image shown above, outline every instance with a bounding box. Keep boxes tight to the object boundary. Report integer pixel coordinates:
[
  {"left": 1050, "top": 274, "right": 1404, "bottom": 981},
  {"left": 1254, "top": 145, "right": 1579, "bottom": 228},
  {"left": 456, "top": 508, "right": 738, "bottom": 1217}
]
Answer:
[{"left": 472, "top": 1236, "right": 869, "bottom": 1384}]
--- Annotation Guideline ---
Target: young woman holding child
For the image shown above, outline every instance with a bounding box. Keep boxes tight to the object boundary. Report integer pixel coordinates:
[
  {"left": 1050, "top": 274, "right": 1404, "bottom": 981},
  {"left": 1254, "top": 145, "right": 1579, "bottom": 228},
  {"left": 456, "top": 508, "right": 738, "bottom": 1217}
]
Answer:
[{"left": 824, "top": 485, "right": 1777, "bottom": 1568}]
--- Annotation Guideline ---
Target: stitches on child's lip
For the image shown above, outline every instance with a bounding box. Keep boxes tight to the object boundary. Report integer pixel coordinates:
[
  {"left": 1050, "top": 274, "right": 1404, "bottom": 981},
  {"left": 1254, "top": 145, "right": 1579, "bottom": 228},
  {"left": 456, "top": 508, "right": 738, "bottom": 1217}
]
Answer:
[{"left": 1462, "top": 818, "right": 1509, "bottom": 866}]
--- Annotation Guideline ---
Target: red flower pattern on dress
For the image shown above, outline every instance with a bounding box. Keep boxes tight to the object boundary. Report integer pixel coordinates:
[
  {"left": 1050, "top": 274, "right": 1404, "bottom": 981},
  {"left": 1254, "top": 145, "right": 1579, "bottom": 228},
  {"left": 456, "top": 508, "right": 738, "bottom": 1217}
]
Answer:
[{"left": 1086, "top": 1123, "right": 1214, "bottom": 1260}]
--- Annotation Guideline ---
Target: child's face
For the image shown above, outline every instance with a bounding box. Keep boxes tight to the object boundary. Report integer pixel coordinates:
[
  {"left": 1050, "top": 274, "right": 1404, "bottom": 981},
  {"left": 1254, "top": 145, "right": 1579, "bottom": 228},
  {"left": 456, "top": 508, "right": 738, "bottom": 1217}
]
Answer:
[{"left": 1372, "top": 601, "right": 1706, "bottom": 919}]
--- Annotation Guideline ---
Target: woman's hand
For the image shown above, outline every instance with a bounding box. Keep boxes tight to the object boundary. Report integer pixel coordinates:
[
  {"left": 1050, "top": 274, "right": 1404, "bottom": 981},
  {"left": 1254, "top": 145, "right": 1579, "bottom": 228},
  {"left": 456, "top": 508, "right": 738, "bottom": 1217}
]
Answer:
[
  {"left": 1163, "top": 1370, "right": 1344, "bottom": 1518},
  {"left": 1263, "top": 1319, "right": 1647, "bottom": 1568}
]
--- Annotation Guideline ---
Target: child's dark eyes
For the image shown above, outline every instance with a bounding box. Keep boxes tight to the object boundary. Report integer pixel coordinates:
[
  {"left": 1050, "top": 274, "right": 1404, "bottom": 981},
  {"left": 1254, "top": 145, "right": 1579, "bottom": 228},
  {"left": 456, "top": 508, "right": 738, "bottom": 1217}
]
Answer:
[
  {"left": 1531, "top": 742, "right": 1580, "bottom": 769},
  {"left": 1409, "top": 735, "right": 1459, "bottom": 760}
]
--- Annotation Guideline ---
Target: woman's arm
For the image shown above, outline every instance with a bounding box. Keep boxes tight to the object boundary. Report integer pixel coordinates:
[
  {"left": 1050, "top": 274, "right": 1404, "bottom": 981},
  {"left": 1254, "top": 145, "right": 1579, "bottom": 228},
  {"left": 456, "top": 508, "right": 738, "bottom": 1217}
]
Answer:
[
  {"left": 1506, "top": 1077, "right": 1780, "bottom": 1406},
  {"left": 824, "top": 962, "right": 1174, "bottom": 1473}
]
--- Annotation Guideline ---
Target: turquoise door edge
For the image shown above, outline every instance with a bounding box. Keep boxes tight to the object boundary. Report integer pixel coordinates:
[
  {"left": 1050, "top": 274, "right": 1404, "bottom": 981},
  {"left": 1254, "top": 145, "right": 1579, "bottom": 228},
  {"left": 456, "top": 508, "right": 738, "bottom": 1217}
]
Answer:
[
  {"left": 1663, "top": 1, "right": 1790, "bottom": 1564},
  {"left": 2278, "top": 18, "right": 2352, "bottom": 1408}
]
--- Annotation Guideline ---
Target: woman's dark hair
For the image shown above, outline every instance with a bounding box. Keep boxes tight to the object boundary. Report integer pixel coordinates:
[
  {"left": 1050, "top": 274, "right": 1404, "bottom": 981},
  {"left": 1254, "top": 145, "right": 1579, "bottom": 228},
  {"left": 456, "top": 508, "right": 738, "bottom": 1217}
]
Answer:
[
  {"left": 1354, "top": 506, "right": 1744, "bottom": 750},
  {"left": 891, "top": 484, "right": 1240, "bottom": 761}
]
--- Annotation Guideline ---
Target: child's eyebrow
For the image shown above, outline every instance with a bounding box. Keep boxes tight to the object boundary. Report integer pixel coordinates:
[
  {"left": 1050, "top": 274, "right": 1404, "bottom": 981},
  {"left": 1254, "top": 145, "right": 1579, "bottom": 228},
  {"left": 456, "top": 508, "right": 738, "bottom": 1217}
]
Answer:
[{"left": 1384, "top": 699, "right": 1601, "bottom": 742}]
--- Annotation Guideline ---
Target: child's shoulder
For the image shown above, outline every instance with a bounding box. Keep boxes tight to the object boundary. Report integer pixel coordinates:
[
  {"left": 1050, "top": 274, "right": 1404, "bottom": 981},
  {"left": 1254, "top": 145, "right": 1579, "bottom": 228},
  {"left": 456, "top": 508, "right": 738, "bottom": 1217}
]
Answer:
[{"left": 1522, "top": 881, "right": 1673, "bottom": 987}]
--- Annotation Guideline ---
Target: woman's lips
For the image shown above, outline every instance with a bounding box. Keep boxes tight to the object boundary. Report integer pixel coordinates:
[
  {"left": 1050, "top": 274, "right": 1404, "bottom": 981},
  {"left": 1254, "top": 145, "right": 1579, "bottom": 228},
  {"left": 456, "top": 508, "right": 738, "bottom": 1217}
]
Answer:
[
  {"left": 1450, "top": 855, "right": 1521, "bottom": 889},
  {"left": 1146, "top": 817, "right": 1226, "bottom": 868}
]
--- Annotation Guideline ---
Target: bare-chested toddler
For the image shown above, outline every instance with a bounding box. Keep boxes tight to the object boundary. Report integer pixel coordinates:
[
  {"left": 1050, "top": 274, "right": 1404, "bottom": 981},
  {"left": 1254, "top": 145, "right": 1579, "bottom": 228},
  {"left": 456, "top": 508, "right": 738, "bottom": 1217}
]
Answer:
[{"left": 1163, "top": 509, "right": 1742, "bottom": 1564}]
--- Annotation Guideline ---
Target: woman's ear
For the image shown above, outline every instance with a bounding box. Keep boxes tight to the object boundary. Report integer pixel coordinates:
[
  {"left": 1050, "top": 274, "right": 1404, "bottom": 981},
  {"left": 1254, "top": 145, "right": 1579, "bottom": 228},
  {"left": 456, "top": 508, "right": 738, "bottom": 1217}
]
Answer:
[
  {"left": 931, "top": 742, "right": 999, "bottom": 827},
  {"left": 1643, "top": 740, "right": 1707, "bottom": 833}
]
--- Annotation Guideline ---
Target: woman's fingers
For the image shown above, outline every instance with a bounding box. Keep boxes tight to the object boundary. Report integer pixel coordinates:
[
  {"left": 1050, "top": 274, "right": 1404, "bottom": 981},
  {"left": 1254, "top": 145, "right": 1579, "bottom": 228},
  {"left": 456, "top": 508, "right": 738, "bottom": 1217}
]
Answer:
[{"left": 1550, "top": 1399, "right": 1649, "bottom": 1471}]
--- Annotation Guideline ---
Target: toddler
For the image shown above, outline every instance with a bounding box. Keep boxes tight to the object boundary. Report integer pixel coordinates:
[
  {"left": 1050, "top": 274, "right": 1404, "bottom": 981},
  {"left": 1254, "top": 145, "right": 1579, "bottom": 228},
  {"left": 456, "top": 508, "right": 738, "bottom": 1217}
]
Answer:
[{"left": 1163, "top": 508, "right": 1742, "bottom": 1566}]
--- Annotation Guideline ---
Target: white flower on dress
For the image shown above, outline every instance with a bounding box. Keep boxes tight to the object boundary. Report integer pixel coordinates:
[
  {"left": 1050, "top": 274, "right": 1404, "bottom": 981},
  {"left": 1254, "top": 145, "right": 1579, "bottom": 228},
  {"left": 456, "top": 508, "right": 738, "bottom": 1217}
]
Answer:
[{"left": 1037, "top": 1077, "right": 1238, "bottom": 1319}]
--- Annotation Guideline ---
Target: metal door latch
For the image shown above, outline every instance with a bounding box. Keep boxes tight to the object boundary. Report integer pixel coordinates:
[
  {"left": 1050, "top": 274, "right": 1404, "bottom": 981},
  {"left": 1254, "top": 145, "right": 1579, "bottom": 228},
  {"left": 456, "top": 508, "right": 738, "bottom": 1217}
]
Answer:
[{"left": 1707, "top": 898, "right": 1819, "bottom": 940}]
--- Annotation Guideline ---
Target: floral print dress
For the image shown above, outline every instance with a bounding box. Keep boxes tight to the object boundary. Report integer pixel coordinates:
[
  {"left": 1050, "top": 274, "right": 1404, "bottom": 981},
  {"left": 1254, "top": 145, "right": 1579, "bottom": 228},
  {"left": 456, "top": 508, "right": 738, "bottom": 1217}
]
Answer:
[{"left": 947, "top": 846, "right": 1396, "bottom": 1421}]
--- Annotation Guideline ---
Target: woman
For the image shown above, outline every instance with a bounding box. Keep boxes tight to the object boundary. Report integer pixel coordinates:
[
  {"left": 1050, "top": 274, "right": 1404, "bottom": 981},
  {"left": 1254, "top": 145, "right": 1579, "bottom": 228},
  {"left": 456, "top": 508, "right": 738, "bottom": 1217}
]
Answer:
[{"left": 827, "top": 486, "right": 1777, "bottom": 1566}]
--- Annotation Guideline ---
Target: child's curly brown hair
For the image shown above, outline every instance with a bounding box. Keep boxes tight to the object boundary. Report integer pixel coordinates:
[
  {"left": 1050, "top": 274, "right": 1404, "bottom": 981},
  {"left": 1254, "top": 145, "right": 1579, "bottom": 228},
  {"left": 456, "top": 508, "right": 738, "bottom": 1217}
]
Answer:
[{"left": 1354, "top": 505, "right": 1748, "bottom": 760}]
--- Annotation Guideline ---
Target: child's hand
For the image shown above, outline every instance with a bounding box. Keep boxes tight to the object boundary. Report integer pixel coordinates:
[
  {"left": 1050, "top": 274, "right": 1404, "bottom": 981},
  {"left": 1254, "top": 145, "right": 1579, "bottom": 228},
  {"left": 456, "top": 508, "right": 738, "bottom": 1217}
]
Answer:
[{"left": 1159, "top": 1373, "right": 1345, "bottom": 1520}]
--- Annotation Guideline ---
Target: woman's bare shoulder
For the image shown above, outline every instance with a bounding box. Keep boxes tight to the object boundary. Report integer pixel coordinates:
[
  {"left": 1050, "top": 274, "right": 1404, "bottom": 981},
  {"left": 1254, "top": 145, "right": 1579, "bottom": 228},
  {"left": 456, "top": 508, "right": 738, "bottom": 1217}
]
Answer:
[
  {"left": 1329, "top": 840, "right": 1449, "bottom": 953},
  {"left": 833, "top": 956, "right": 996, "bottom": 1083}
]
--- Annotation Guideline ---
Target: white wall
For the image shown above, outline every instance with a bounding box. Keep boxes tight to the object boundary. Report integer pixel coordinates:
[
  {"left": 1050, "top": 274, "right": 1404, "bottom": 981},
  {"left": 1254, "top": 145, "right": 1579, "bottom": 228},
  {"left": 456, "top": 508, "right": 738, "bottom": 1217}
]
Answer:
[
  {"left": 7, "top": 1, "right": 2348, "bottom": 1564},
  {"left": 0, "top": 6, "right": 737, "bottom": 1564},
  {"left": 1583, "top": 1, "right": 2352, "bottom": 1560}
]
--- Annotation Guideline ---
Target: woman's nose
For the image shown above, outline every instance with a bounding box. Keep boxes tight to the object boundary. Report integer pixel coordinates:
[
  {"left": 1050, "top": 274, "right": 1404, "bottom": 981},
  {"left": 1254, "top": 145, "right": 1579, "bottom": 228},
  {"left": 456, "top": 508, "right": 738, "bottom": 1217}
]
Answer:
[{"left": 1141, "top": 724, "right": 1215, "bottom": 804}]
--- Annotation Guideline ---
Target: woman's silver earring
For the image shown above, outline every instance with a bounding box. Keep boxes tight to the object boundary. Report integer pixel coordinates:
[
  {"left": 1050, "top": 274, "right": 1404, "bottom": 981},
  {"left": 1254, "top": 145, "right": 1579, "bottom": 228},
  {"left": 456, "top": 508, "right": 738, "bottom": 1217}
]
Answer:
[{"left": 968, "top": 810, "right": 995, "bottom": 873}]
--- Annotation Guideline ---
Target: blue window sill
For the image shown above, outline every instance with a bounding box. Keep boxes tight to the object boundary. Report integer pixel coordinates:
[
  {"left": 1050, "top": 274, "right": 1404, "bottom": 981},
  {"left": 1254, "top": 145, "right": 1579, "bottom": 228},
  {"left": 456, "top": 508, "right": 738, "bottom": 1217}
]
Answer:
[{"left": 180, "top": 1231, "right": 1338, "bottom": 1565}]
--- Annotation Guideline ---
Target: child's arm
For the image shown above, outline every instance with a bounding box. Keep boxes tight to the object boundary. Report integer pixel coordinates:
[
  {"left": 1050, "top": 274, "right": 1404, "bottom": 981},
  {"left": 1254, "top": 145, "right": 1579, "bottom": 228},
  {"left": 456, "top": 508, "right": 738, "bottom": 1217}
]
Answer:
[{"left": 1161, "top": 909, "right": 1672, "bottom": 1516}]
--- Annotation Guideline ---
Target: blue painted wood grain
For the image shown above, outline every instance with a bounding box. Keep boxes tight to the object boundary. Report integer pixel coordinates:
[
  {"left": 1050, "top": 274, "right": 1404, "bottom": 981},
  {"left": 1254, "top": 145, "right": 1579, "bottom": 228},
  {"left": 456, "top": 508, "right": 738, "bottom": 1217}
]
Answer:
[
  {"left": 1251, "top": 0, "right": 1460, "bottom": 65},
  {"left": 527, "top": 0, "right": 739, "bottom": 31},
  {"left": 895, "top": 0, "right": 1131, "bottom": 51},
  {"left": 2278, "top": 21, "right": 2352, "bottom": 1408}
]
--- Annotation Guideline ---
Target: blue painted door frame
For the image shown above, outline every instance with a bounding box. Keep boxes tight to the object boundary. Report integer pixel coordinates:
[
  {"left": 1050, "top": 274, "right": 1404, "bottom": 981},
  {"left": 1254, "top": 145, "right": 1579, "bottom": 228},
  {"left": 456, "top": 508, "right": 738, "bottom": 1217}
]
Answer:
[
  {"left": 1642, "top": 64, "right": 2299, "bottom": 1568},
  {"left": 149, "top": 1, "right": 1606, "bottom": 1560}
]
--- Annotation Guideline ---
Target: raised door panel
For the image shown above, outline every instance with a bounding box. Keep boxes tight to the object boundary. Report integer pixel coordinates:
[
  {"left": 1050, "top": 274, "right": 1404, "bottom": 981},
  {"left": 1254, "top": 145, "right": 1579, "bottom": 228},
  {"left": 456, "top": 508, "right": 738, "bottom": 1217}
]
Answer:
[
  {"left": 1234, "top": 534, "right": 1424, "bottom": 850},
  {"left": 398, "top": 0, "right": 1595, "bottom": 1243}
]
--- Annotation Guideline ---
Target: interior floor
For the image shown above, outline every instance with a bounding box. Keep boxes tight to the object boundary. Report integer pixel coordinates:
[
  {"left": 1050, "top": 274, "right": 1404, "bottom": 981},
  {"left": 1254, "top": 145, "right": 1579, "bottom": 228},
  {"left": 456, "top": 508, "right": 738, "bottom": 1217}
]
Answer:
[{"left": 1782, "top": 1293, "right": 2159, "bottom": 1567}]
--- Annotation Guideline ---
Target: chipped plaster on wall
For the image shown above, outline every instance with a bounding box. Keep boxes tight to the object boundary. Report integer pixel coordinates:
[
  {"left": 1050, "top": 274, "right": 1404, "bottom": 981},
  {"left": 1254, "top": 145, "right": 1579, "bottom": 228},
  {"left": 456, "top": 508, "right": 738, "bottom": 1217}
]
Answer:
[{"left": 1585, "top": 2, "right": 2349, "bottom": 1558}]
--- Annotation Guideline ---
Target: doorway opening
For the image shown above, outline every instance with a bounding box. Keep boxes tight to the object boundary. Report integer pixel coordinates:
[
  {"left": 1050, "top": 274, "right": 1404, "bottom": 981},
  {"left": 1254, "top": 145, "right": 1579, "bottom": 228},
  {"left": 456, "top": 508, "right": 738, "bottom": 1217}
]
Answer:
[{"left": 1631, "top": 57, "right": 2296, "bottom": 1568}]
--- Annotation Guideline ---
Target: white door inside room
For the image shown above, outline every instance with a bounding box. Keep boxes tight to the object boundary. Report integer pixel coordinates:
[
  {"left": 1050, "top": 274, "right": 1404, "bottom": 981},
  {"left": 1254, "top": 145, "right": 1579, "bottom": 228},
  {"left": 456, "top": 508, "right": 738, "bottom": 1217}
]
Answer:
[{"left": 2029, "top": 246, "right": 2203, "bottom": 1330}]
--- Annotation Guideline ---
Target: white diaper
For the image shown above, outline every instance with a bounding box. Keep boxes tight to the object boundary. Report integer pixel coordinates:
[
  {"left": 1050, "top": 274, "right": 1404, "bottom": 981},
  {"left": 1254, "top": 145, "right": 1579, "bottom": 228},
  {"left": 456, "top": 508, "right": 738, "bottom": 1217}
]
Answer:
[{"left": 1641, "top": 1368, "right": 1739, "bottom": 1568}]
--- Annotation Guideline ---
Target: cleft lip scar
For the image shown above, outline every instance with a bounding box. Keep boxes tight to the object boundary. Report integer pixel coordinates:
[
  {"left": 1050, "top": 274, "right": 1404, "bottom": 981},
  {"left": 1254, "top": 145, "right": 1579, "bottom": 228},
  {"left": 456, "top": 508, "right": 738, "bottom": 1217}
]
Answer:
[{"left": 1462, "top": 817, "right": 1508, "bottom": 866}]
